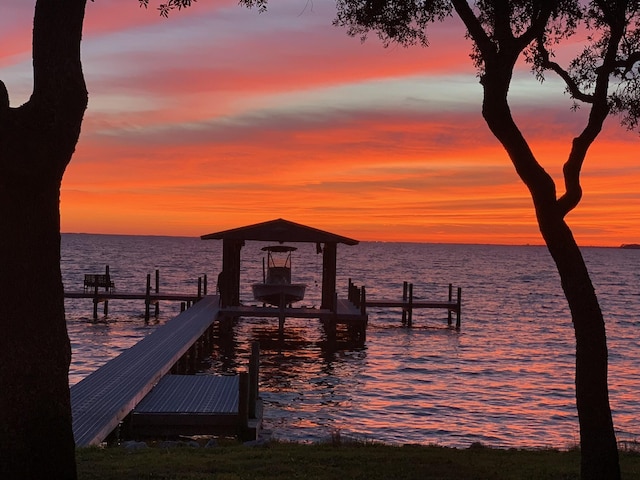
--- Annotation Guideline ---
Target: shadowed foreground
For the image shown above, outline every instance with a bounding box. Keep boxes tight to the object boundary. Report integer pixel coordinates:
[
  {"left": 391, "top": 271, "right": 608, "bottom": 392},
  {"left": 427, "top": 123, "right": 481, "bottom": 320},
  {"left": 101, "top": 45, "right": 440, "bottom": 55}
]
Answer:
[{"left": 76, "top": 441, "right": 640, "bottom": 479}]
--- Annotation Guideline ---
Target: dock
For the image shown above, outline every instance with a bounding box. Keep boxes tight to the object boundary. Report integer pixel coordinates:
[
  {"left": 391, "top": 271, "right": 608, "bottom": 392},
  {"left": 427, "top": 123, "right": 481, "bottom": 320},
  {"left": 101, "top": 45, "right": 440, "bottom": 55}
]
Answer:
[
  {"left": 69, "top": 283, "right": 458, "bottom": 446},
  {"left": 365, "top": 281, "right": 462, "bottom": 329},
  {"left": 64, "top": 266, "right": 206, "bottom": 321},
  {"left": 68, "top": 220, "right": 462, "bottom": 446},
  {"left": 71, "top": 295, "right": 240, "bottom": 446},
  {"left": 69, "top": 292, "right": 366, "bottom": 446}
]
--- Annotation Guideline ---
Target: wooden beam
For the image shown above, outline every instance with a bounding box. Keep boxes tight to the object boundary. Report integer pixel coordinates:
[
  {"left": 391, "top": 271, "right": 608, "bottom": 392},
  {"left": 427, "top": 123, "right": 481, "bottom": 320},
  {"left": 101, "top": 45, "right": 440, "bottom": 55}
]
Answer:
[{"left": 321, "top": 242, "right": 337, "bottom": 311}]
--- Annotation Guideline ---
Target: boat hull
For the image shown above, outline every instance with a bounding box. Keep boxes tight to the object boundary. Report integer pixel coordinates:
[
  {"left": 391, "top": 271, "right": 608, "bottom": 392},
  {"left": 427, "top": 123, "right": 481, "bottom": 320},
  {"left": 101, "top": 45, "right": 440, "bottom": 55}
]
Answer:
[{"left": 252, "top": 283, "right": 306, "bottom": 307}]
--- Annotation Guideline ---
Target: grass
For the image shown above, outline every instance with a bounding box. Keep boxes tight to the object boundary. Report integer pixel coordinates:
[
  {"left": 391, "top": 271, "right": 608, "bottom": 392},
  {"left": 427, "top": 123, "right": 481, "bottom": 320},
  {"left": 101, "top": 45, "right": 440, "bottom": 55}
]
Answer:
[{"left": 76, "top": 438, "right": 640, "bottom": 480}]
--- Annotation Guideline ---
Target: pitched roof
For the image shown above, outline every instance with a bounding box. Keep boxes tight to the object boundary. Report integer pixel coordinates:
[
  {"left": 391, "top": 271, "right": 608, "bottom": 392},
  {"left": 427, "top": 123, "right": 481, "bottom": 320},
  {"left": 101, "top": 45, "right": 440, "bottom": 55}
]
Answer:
[{"left": 201, "top": 218, "right": 359, "bottom": 245}]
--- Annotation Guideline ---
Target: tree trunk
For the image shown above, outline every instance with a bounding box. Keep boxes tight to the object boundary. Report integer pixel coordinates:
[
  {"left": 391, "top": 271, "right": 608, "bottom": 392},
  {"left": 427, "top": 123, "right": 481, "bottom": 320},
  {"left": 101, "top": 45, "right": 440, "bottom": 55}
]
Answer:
[
  {"left": 0, "top": 1, "right": 88, "bottom": 478},
  {"left": 0, "top": 180, "right": 77, "bottom": 479},
  {"left": 537, "top": 211, "right": 620, "bottom": 480},
  {"left": 480, "top": 64, "right": 620, "bottom": 479}
]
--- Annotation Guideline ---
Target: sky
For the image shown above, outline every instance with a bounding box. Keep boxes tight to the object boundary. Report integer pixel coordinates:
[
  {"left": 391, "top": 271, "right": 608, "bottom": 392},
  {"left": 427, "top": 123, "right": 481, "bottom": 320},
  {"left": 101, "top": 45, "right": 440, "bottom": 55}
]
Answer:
[{"left": 1, "top": 1, "right": 639, "bottom": 245}]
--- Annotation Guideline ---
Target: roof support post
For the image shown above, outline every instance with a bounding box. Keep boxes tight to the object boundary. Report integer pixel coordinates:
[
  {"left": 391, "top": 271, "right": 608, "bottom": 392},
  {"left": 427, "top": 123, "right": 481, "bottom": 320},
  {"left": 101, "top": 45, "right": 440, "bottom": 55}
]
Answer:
[
  {"left": 221, "top": 239, "right": 243, "bottom": 307},
  {"left": 321, "top": 242, "right": 337, "bottom": 312}
]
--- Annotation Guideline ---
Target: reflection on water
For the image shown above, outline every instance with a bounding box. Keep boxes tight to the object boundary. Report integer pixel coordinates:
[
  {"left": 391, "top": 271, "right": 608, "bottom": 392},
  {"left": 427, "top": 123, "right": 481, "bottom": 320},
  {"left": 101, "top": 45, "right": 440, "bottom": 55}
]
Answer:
[{"left": 63, "top": 235, "right": 640, "bottom": 448}]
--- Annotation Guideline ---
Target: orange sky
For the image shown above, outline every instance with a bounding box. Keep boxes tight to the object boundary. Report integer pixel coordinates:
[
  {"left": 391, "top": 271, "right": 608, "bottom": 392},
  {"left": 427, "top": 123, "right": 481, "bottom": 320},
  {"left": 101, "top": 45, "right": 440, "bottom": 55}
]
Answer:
[{"left": 1, "top": 1, "right": 638, "bottom": 245}]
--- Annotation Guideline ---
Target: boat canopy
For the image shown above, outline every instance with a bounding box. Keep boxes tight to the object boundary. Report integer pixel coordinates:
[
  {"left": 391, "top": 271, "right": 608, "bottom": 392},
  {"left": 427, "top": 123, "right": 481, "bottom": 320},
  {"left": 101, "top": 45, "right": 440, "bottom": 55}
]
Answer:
[{"left": 261, "top": 245, "right": 297, "bottom": 252}]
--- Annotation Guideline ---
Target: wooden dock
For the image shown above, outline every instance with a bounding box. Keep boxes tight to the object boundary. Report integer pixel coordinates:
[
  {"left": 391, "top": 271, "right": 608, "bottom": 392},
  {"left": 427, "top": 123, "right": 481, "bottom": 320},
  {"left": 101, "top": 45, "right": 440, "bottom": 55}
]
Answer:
[
  {"left": 221, "top": 298, "right": 364, "bottom": 321},
  {"left": 220, "top": 295, "right": 368, "bottom": 340},
  {"left": 129, "top": 342, "right": 260, "bottom": 439},
  {"left": 348, "top": 280, "right": 462, "bottom": 329},
  {"left": 71, "top": 295, "right": 223, "bottom": 446},
  {"left": 129, "top": 375, "right": 244, "bottom": 437},
  {"left": 64, "top": 267, "right": 207, "bottom": 321},
  {"left": 69, "top": 279, "right": 459, "bottom": 446}
]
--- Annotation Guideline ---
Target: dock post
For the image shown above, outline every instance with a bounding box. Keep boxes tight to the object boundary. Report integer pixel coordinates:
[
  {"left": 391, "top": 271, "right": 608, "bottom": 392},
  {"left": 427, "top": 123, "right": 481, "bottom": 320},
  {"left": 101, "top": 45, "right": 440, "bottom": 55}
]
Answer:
[
  {"left": 104, "top": 265, "right": 110, "bottom": 316},
  {"left": 92, "top": 283, "right": 99, "bottom": 320},
  {"left": 154, "top": 269, "right": 160, "bottom": 318},
  {"left": 248, "top": 342, "right": 259, "bottom": 419},
  {"left": 402, "top": 281, "right": 408, "bottom": 325},
  {"left": 407, "top": 283, "right": 414, "bottom": 327},
  {"left": 238, "top": 372, "right": 250, "bottom": 438},
  {"left": 203, "top": 274, "right": 208, "bottom": 295},
  {"left": 144, "top": 274, "right": 151, "bottom": 323},
  {"left": 448, "top": 284, "right": 453, "bottom": 326},
  {"left": 456, "top": 287, "right": 462, "bottom": 330},
  {"left": 278, "top": 293, "right": 285, "bottom": 335}
]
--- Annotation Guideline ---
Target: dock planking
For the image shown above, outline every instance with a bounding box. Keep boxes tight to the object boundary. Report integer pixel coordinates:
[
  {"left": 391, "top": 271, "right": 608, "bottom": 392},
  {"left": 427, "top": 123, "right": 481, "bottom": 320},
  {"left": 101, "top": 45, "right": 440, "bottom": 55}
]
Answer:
[
  {"left": 70, "top": 280, "right": 459, "bottom": 446},
  {"left": 70, "top": 295, "right": 220, "bottom": 447},
  {"left": 129, "top": 374, "right": 261, "bottom": 439}
]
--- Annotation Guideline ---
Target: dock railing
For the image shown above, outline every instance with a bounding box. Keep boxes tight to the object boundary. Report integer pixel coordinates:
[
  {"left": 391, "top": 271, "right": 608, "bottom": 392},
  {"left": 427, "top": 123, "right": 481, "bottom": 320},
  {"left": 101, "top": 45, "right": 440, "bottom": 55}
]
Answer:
[
  {"left": 66, "top": 265, "right": 208, "bottom": 321},
  {"left": 363, "top": 281, "right": 462, "bottom": 329},
  {"left": 348, "top": 278, "right": 367, "bottom": 316}
]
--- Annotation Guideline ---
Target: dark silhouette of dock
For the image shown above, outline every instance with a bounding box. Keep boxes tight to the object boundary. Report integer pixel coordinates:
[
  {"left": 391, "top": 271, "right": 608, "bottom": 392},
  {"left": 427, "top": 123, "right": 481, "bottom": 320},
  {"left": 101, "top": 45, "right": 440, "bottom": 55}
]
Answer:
[{"left": 68, "top": 220, "right": 461, "bottom": 446}]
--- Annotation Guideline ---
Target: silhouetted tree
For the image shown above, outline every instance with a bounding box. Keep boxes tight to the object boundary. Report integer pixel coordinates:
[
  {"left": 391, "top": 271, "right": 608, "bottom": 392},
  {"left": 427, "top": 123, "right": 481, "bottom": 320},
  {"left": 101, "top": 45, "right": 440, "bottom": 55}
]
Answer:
[
  {"left": 0, "top": 1, "right": 193, "bottom": 478},
  {"left": 317, "top": 1, "right": 638, "bottom": 479}
]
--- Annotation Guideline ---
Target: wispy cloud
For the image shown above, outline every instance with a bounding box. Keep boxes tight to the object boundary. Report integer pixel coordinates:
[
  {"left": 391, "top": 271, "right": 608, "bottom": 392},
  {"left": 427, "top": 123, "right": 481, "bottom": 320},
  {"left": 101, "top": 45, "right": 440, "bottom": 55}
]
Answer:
[{"left": 2, "top": 1, "right": 638, "bottom": 244}]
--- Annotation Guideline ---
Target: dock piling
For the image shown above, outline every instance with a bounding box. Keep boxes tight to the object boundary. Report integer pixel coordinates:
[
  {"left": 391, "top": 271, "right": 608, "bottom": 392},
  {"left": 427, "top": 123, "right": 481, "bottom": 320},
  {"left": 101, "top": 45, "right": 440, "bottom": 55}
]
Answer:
[
  {"left": 447, "top": 284, "right": 453, "bottom": 326},
  {"left": 248, "top": 342, "right": 260, "bottom": 419},
  {"left": 238, "top": 372, "right": 249, "bottom": 437},
  {"left": 401, "top": 282, "right": 408, "bottom": 325},
  {"left": 456, "top": 287, "right": 462, "bottom": 330},
  {"left": 145, "top": 274, "right": 151, "bottom": 323},
  {"left": 407, "top": 283, "right": 414, "bottom": 327},
  {"left": 155, "top": 270, "right": 160, "bottom": 318}
]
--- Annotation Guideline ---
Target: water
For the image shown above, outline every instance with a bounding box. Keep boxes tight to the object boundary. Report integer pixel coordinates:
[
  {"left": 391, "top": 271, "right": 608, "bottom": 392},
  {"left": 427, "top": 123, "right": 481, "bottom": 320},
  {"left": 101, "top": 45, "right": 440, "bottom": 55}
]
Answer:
[{"left": 62, "top": 234, "right": 640, "bottom": 449}]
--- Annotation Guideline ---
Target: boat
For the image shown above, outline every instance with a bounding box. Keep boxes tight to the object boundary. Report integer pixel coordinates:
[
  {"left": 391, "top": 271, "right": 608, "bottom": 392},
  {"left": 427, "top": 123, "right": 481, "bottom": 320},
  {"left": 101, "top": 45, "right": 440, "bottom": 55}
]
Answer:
[{"left": 252, "top": 245, "right": 306, "bottom": 307}]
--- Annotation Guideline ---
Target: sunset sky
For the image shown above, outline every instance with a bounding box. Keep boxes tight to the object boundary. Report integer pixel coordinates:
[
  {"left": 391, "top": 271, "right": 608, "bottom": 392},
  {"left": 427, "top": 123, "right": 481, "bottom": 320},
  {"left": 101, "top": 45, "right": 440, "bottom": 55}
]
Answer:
[{"left": 1, "top": 1, "right": 638, "bottom": 245}]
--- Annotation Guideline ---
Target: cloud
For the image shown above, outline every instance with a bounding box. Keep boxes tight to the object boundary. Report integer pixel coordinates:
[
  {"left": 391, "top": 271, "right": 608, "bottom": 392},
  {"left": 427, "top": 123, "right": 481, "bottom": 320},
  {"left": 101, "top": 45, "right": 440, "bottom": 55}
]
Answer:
[{"left": 2, "top": 1, "right": 637, "bottom": 245}]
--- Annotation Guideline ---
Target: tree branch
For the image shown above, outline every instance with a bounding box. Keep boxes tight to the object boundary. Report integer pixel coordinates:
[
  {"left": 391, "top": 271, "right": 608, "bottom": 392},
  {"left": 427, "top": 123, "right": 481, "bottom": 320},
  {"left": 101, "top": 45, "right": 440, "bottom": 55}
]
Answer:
[
  {"left": 450, "top": 0, "right": 495, "bottom": 58},
  {"left": 32, "top": 0, "right": 87, "bottom": 108},
  {"left": 556, "top": 3, "right": 626, "bottom": 216},
  {"left": 609, "top": 51, "right": 640, "bottom": 75},
  {"left": 538, "top": 39, "right": 594, "bottom": 103},
  {"left": 517, "top": 1, "right": 553, "bottom": 49},
  {"left": 493, "top": 1, "right": 514, "bottom": 44}
]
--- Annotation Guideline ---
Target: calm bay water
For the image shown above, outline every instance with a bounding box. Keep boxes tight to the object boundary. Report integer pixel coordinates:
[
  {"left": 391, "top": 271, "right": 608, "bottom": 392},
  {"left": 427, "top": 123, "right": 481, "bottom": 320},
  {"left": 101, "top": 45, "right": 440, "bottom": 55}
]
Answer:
[{"left": 62, "top": 234, "right": 640, "bottom": 449}]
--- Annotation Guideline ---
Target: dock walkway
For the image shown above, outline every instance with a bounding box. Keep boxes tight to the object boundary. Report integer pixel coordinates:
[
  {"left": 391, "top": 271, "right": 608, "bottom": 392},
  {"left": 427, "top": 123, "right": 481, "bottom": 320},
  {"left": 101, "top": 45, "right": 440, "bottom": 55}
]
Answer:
[
  {"left": 220, "top": 298, "right": 363, "bottom": 321},
  {"left": 70, "top": 295, "right": 220, "bottom": 447}
]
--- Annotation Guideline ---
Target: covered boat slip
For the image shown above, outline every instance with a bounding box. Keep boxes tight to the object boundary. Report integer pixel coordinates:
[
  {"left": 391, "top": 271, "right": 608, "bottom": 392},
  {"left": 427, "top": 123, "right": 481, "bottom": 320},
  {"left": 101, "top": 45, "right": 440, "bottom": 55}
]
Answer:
[
  {"left": 202, "top": 218, "right": 359, "bottom": 313},
  {"left": 70, "top": 295, "right": 260, "bottom": 446},
  {"left": 203, "top": 218, "right": 367, "bottom": 334}
]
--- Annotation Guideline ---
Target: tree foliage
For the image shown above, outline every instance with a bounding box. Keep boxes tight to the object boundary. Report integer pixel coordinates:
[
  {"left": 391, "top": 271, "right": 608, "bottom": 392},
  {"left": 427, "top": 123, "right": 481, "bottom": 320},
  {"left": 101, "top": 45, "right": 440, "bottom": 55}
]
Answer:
[
  {"left": 138, "top": 0, "right": 197, "bottom": 17},
  {"left": 334, "top": 1, "right": 640, "bottom": 136}
]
